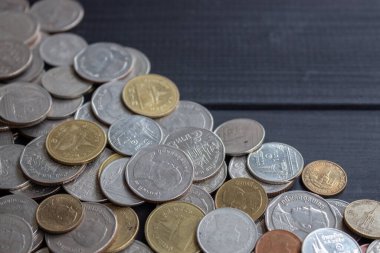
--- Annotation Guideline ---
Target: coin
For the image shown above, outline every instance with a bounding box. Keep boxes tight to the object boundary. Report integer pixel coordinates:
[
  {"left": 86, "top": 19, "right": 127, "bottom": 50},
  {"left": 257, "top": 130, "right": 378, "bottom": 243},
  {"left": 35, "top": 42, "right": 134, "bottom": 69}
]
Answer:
[
  {"left": 46, "top": 119, "right": 107, "bottom": 165},
  {"left": 255, "top": 230, "right": 301, "bottom": 253},
  {"left": 121, "top": 240, "right": 153, "bottom": 253},
  {"left": 20, "top": 118, "right": 69, "bottom": 138},
  {"left": 45, "top": 202, "right": 117, "bottom": 253},
  {"left": 47, "top": 96, "right": 84, "bottom": 119},
  {"left": 146, "top": 202, "right": 204, "bottom": 253},
  {"left": 215, "top": 178, "right": 268, "bottom": 221},
  {"left": 10, "top": 182, "right": 60, "bottom": 200},
  {"left": 0, "top": 40, "right": 32, "bottom": 80},
  {"left": 108, "top": 115, "right": 163, "bottom": 156},
  {"left": 32, "top": 230, "right": 45, "bottom": 252},
  {"left": 247, "top": 142, "right": 304, "bottom": 184},
  {"left": 97, "top": 153, "right": 124, "bottom": 179},
  {"left": 164, "top": 127, "right": 225, "bottom": 181},
  {"left": 0, "top": 130, "right": 14, "bottom": 146},
  {"left": 122, "top": 74, "right": 180, "bottom": 118},
  {"left": 256, "top": 218, "right": 267, "bottom": 239},
  {"left": 122, "top": 47, "right": 151, "bottom": 79},
  {"left": 35, "top": 248, "right": 50, "bottom": 253},
  {"left": 367, "top": 240, "right": 380, "bottom": 253},
  {"left": 74, "top": 102, "right": 109, "bottom": 133},
  {"left": 126, "top": 145, "right": 194, "bottom": 202},
  {"left": 0, "top": 12, "right": 39, "bottom": 44},
  {"left": 361, "top": 244, "right": 370, "bottom": 253},
  {"left": 0, "top": 0, "right": 29, "bottom": 12},
  {"left": 344, "top": 199, "right": 380, "bottom": 239},
  {"left": 214, "top": 118, "right": 265, "bottom": 155},
  {"left": 179, "top": 185, "right": 215, "bottom": 214},
  {"left": 5, "top": 49, "right": 44, "bottom": 83},
  {"left": 197, "top": 208, "right": 258, "bottom": 253},
  {"left": 194, "top": 161, "right": 227, "bottom": 193},
  {"left": 0, "top": 214, "right": 33, "bottom": 253}
]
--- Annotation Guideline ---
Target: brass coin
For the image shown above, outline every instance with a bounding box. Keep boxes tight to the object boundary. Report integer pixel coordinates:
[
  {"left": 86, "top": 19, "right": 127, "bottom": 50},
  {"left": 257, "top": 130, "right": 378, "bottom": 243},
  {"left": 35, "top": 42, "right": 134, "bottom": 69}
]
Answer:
[
  {"left": 215, "top": 178, "right": 268, "bottom": 221},
  {"left": 46, "top": 119, "right": 107, "bottom": 165},
  {"left": 145, "top": 202, "right": 204, "bottom": 253},
  {"left": 302, "top": 160, "right": 347, "bottom": 196},
  {"left": 122, "top": 74, "right": 180, "bottom": 118},
  {"left": 36, "top": 194, "right": 84, "bottom": 234}
]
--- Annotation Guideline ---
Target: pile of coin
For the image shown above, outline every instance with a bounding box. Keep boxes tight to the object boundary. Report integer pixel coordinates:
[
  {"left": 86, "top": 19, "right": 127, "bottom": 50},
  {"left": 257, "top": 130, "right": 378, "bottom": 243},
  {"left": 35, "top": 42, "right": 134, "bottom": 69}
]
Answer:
[{"left": 1, "top": 0, "right": 380, "bottom": 253}]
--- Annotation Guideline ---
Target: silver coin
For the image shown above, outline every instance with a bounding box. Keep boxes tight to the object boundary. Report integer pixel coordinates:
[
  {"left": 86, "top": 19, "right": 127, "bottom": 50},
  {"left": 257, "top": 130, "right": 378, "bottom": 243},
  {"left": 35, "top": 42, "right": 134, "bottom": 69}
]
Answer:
[
  {"left": 45, "top": 202, "right": 117, "bottom": 253},
  {"left": 35, "top": 247, "right": 50, "bottom": 253},
  {"left": 0, "top": 12, "right": 39, "bottom": 44},
  {"left": 40, "top": 33, "right": 87, "bottom": 67},
  {"left": 74, "top": 42, "right": 134, "bottom": 83},
  {"left": 0, "top": 40, "right": 32, "bottom": 80},
  {"left": 30, "top": 0, "right": 84, "bottom": 33},
  {"left": 0, "top": 0, "right": 29, "bottom": 12},
  {"left": 5, "top": 49, "right": 44, "bottom": 83},
  {"left": 20, "top": 135, "right": 86, "bottom": 185},
  {"left": 63, "top": 148, "right": 113, "bottom": 202},
  {"left": 247, "top": 142, "right": 304, "bottom": 184},
  {"left": 197, "top": 208, "right": 258, "bottom": 253},
  {"left": 99, "top": 158, "right": 145, "bottom": 206},
  {"left": 74, "top": 102, "right": 109, "bottom": 134},
  {"left": 195, "top": 161, "right": 227, "bottom": 193},
  {"left": 120, "top": 47, "right": 151, "bottom": 82},
  {"left": 0, "top": 130, "right": 14, "bottom": 146},
  {"left": 126, "top": 145, "right": 194, "bottom": 202},
  {"left": 42, "top": 66, "right": 93, "bottom": 99},
  {"left": 367, "top": 240, "right": 380, "bottom": 253},
  {"left": 10, "top": 182, "right": 60, "bottom": 200},
  {"left": 32, "top": 229, "right": 44, "bottom": 252},
  {"left": 256, "top": 218, "right": 267, "bottom": 239},
  {"left": 164, "top": 127, "right": 225, "bottom": 181},
  {"left": 302, "top": 228, "right": 361, "bottom": 253},
  {"left": 265, "top": 190, "right": 337, "bottom": 240},
  {"left": 121, "top": 240, "right": 153, "bottom": 253},
  {"left": 47, "top": 96, "right": 84, "bottom": 119},
  {"left": 20, "top": 118, "right": 69, "bottom": 138},
  {"left": 109, "top": 115, "right": 163, "bottom": 156},
  {"left": 0, "top": 214, "right": 33, "bottom": 253},
  {"left": 178, "top": 185, "right": 215, "bottom": 214}
]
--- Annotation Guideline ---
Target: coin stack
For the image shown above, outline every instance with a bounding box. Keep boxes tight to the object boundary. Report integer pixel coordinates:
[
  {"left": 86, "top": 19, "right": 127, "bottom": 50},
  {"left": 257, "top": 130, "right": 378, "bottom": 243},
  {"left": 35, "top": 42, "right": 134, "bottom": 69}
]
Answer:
[{"left": 1, "top": 0, "right": 380, "bottom": 253}]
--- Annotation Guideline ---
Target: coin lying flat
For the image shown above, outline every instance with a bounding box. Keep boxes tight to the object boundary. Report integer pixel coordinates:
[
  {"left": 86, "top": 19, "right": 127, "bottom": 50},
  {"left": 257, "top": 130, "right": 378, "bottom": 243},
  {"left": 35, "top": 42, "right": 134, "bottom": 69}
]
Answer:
[
  {"left": 4, "top": 49, "right": 43, "bottom": 83},
  {"left": 0, "top": 214, "right": 34, "bottom": 253},
  {"left": 122, "top": 47, "right": 151, "bottom": 79},
  {"left": 97, "top": 153, "right": 124, "bottom": 179},
  {"left": 179, "top": 185, "right": 215, "bottom": 214},
  {"left": 367, "top": 240, "right": 380, "bottom": 253},
  {"left": 10, "top": 182, "right": 60, "bottom": 200},
  {"left": 20, "top": 118, "right": 68, "bottom": 138},
  {"left": 0, "top": 12, "right": 39, "bottom": 44},
  {"left": 75, "top": 102, "right": 109, "bottom": 133},
  {"left": 0, "top": 40, "right": 32, "bottom": 80},
  {"left": 195, "top": 161, "right": 227, "bottom": 193},
  {"left": 121, "top": 240, "right": 153, "bottom": 253},
  {"left": 0, "top": 130, "right": 14, "bottom": 146},
  {"left": 47, "top": 96, "right": 84, "bottom": 119},
  {"left": 255, "top": 230, "right": 301, "bottom": 253},
  {"left": 0, "top": 0, "right": 29, "bottom": 12}
]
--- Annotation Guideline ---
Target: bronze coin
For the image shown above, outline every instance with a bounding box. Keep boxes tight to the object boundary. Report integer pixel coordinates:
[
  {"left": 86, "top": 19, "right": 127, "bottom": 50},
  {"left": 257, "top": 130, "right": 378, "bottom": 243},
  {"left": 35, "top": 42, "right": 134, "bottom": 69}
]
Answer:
[{"left": 255, "top": 230, "right": 301, "bottom": 253}]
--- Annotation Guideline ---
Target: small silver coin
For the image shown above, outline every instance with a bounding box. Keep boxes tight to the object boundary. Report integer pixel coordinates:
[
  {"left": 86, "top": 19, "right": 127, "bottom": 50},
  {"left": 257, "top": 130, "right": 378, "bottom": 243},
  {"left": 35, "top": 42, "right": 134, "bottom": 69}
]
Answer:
[
  {"left": 126, "top": 145, "right": 194, "bottom": 202},
  {"left": 74, "top": 42, "right": 134, "bottom": 83},
  {"left": 121, "top": 240, "right": 153, "bottom": 253},
  {"left": 0, "top": 214, "right": 33, "bottom": 253},
  {"left": 5, "top": 49, "right": 44, "bottom": 83},
  {"left": 47, "top": 96, "right": 84, "bottom": 119},
  {"left": 194, "top": 161, "right": 227, "bottom": 193},
  {"left": 0, "top": 0, "right": 29, "bottom": 12},
  {"left": 20, "top": 118, "right": 69, "bottom": 138},
  {"left": 367, "top": 240, "right": 380, "bottom": 253},
  {"left": 99, "top": 158, "right": 145, "bottom": 206},
  {"left": 0, "top": 12, "right": 39, "bottom": 44},
  {"left": 74, "top": 102, "right": 109, "bottom": 134},
  {"left": 40, "top": 33, "right": 87, "bottom": 67},
  {"left": 35, "top": 247, "right": 50, "bottom": 253},
  {"left": 45, "top": 202, "right": 117, "bottom": 253},
  {"left": 302, "top": 228, "right": 361, "bottom": 253},
  {"left": 178, "top": 185, "right": 215, "bottom": 214},
  {"left": 30, "top": 0, "right": 84, "bottom": 33},
  {"left": 197, "top": 208, "right": 258, "bottom": 253},
  {"left": 10, "top": 182, "right": 60, "bottom": 200},
  {"left": 0, "top": 40, "right": 32, "bottom": 80},
  {"left": 108, "top": 115, "right": 163, "bottom": 156},
  {"left": 0, "top": 130, "right": 14, "bottom": 146},
  {"left": 247, "top": 142, "right": 304, "bottom": 184},
  {"left": 256, "top": 218, "right": 267, "bottom": 240}
]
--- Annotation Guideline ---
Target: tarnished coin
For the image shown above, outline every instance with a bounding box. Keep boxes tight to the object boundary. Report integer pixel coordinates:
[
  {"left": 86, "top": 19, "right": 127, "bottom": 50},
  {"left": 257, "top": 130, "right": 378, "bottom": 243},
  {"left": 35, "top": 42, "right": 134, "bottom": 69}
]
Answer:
[
  {"left": 302, "top": 228, "right": 361, "bottom": 253},
  {"left": 74, "top": 42, "right": 134, "bottom": 83},
  {"left": 0, "top": 12, "right": 39, "bottom": 44},
  {"left": 97, "top": 153, "right": 124, "bottom": 179},
  {"left": 122, "top": 47, "right": 151, "bottom": 79},
  {"left": 47, "top": 96, "right": 84, "bottom": 119},
  {"left": 75, "top": 102, "right": 109, "bottom": 133},
  {"left": 146, "top": 202, "right": 204, "bottom": 253},
  {"left": 20, "top": 118, "right": 68, "bottom": 138},
  {"left": 367, "top": 240, "right": 380, "bottom": 253},
  {"left": 100, "top": 158, "right": 144, "bottom": 206},
  {"left": 40, "top": 33, "right": 87, "bottom": 67},
  {"left": 0, "top": 0, "right": 29, "bottom": 12},
  {"left": 164, "top": 127, "right": 225, "bottom": 181},
  {"left": 195, "top": 161, "right": 228, "bottom": 193},
  {"left": 179, "top": 185, "right": 215, "bottom": 214},
  {"left": 247, "top": 142, "right": 304, "bottom": 184},
  {"left": 255, "top": 230, "right": 301, "bottom": 253},
  {"left": 197, "top": 208, "right": 258, "bottom": 253},
  {"left": 10, "top": 182, "right": 60, "bottom": 200},
  {"left": 344, "top": 199, "right": 380, "bottom": 239},
  {"left": 30, "top": 0, "right": 84, "bottom": 32},
  {"left": 0, "top": 40, "right": 32, "bottom": 80},
  {"left": 126, "top": 145, "right": 194, "bottom": 202},
  {"left": 214, "top": 118, "right": 265, "bottom": 155},
  {"left": 0, "top": 214, "right": 33, "bottom": 253},
  {"left": 122, "top": 240, "right": 153, "bottom": 253},
  {"left": 108, "top": 115, "right": 163, "bottom": 156},
  {"left": 45, "top": 202, "right": 117, "bottom": 253},
  {"left": 0, "top": 130, "right": 14, "bottom": 146},
  {"left": 5, "top": 49, "right": 44, "bottom": 83},
  {"left": 122, "top": 74, "right": 180, "bottom": 118}
]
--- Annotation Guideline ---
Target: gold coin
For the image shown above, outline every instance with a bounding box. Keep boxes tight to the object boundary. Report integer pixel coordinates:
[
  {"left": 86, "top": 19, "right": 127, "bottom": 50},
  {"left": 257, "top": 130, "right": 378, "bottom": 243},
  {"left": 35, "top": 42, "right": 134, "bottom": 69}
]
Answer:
[
  {"left": 302, "top": 160, "right": 347, "bottom": 196},
  {"left": 215, "top": 178, "right": 268, "bottom": 221},
  {"left": 36, "top": 194, "right": 84, "bottom": 234},
  {"left": 46, "top": 119, "right": 107, "bottom": 165},
  {"left": 122, "top": 74, "right": 180, "bottom": 118},
  {"left": 145, "top": 202, "right": 204, "bottom": 253},
  {"left": 104, "top": 204, "right": 139, "bottom": 253},
  {"left": 97, "top": 153, "right": 124, "bottom": 179}
]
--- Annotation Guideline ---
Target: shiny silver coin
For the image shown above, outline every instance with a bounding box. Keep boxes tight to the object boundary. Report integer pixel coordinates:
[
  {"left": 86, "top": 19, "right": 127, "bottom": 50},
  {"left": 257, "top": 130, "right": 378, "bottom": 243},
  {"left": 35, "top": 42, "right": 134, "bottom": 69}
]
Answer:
[
  {"left": 5, "top": 49, "right": 44, "bottom": 83},
  {"left": 30, "top": 0, "right": 84, "bottom": 33},
  {"left": 367, "top": 240, "right": 380, "bottom": 253},
  {"left": 47, "top": 96, "right": 84, "bottom": 119},
  {"left": 63, "top": 148, "right": 113, "bottom": 202},
  {"left": 35, "top": 247, "right": 50, "bottom": 253},
  {"left": 0, "top": 0, "right": 29, "bottom": 12},
  {"left": 20, "top": 118, "right": 68, "bottom": 138},
  {"left": 265, "top": 190, "right": 337, "bottom": 240},
  {"left": 0, "top": 12, "right": 39, "bottom": 44},
  {"left": 10, "top": 182, "right": 60, "bottom": 200},
  {"left": 74, "top": 42, "right": 134, "bottom": 83},
  {"left": 0, "top": 40, "right": 32, "bottom": 80},
  {"left": 121, "top": 240, "right": 153, "bottom": 253},
  {"left": 40, "top": 33, "right": 87, "bottom": 67},
  {"left": 74, "top": 102, "right": 109, "bottom": 134},
  {"left": 120, "top": 47, "right": 151, "bottom": 82},
  {"left": 302, "top": 228, "right": 361, "bottom": 253},
  {"left": 20, "top": 135, "right": 86, "bottom": 185},
  {"left": 126, "top": 145, "right": 194, "bottom": 202},
  {"left": 214, "top": 118, "right": 265, "bottom": 155},
  {"left": 197, "top": 208, "right": 258, "bottom": 253},
  {"left": 247, "top": 142, "right": 304, "bottom": 184},
  {"left": 46, "top": 202, "right": 117, "bottom": 253},
  {"left": 0, "top": 130, "right": 14, "bottom": 146},
  {"left": 109, "top": 115, "right": 163, "bottom": 156},
  {"left": 194, "top": 161, "right": 227, "bottom": 193},
  {"left": 256, "top": 218, "right": 267, "bottom": 240},
  {"left": 0, "top": 214, "right": 33, "bottom": 253},
  {"left": 99, "top": 158, "right": 145, "bottom": 206},
  {"left": 42, "top": 66, "right": 93, "bottom": 99},
  {"left": 178, "top": 185, "right": 215, "bottom": 214}
]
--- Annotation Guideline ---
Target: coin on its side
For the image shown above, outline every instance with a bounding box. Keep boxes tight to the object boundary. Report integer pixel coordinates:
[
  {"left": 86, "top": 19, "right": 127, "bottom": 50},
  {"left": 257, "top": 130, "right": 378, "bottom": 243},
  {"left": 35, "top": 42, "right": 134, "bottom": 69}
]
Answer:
[
  {"left": 179, "top": 185, "right": 215, "bottom": 214},
  {"left": 367, "top": 240, "right": 380, "bottom": 253},
  {"left": 194, "top": 161, "right": 227, "bottom": 194},
  {"left": 255, "top": 230, "right": 301, "bottom": 253},
  {"left": 121, "top": 240, "right": 153, "bottom": 253},
  {"left": 0, "top": 214, "right": 34, "bottom": 253}
]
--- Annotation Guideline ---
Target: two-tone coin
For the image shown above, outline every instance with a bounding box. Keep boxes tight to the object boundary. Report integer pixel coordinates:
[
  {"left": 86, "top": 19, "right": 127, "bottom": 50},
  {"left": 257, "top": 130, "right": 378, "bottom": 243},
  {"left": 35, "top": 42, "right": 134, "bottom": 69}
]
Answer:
[
  {"left": 255, "top": 230, "right": 301, "bottom": 253},
  {"left": 179, "top": 185, "right": 215, "bottom": 214}
]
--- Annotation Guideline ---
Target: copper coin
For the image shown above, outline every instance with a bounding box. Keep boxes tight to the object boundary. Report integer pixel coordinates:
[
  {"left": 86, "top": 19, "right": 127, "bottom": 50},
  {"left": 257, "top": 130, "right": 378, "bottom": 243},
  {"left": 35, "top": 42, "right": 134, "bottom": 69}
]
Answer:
[
  {"left": 360, "top": 244, "right": 369, "bottom": 253},
  {"left": 255, "top": 230, "right": 301, "bottom": 253}
]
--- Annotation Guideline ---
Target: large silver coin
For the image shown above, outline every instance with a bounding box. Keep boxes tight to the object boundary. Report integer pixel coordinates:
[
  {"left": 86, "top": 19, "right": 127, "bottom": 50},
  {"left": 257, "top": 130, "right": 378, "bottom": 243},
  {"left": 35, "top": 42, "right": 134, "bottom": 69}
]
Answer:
[
  {"left": 5, "top": 49, "right": 44, "bottom": 83},
  {"left": 74, "top": 42, "right": 134, "bottom": 83},
  {"left": 195, "top": 161, "right": 227, "bottom": 193},
  {"left": 20, "top": 135, "right": 85, "bottom": 185},
  {"left": 247, "top": 142, "right": 304, "bottom": 184},
  {"left": 122, "top": 240, "right": 153, "bottom": 253},
  {"left": 99, "top": 158, "right": 144, "bottom": 206},
  {"left": 46, "top": 202, "right": 117, "bottom": 253},
  {"left": 0, "top": 12, "right": 39, "bottom": 44},
  {"left": 178, "top": 185, "right": 215, "bottom": 214},
  {"left": 0, "top": 130, "right": 14, "bottom": 146},
  {"left": 0, "top": 214, "right": 33, "bottom": 253},
  {"left": 197, "top": 208, "right": 258, "bottom": 253},
  {"left": 20, "top": 118, "right": 68, "bottom": 138},
  {"left": 367, "top": 240, "right": 380, "bottom": 253},
  {"left": 164, "top": 127, "right": 225, "bottom": 181},
  {"left": 0, "top": 0, "right": 29, "bottom": 12},
  {"left": 74, "top": 102, "right": 109, "bottom": 134},
  {"left": 10, "top": 182, "right": 60, "bottom": 200},
  {"left": 302, "top": 228, "right": 361, "bottom": 253},
  {"left": 214, "top": 118, "right": 265, "bottom": 155},
  {"left": 265, "top": 190, "right": 337, "bottom": 240},
  {"left": 109, "top": 115, "right": 163, "bottom": 156},
  {"left": 121, "top": 47, "right": 151, "bottom": 80},
  {"left": 47, "top": 96, "right": 84, "bottom": 119},
  {"left": 0, "top": 40, "right": 32, "bottom": 80},
  {"left": 126, "top": 145, "right": 194, "bottom": 202},
  {"left": 40, "top": 33, "right": 87, "bottom": 67}
]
